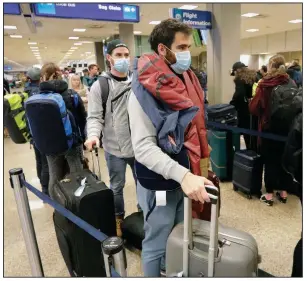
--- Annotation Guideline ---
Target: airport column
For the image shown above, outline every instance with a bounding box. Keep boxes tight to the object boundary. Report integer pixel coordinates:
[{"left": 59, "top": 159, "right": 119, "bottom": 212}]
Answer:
[
  {"left": 119, "top": 23, "right": 135, "bottom": 60},
  {"left": 94, "top": 42, "right": 105, "bottom": 72},
  {"left": 206, "top": 4, "right": 241, "bottom": 104}
]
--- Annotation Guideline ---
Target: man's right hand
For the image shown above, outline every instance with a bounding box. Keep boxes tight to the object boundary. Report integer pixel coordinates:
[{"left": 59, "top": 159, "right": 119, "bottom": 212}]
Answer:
[
  {"left": 181, "top": 172, "right": 213, "bottom": 204},
  {"left": 84, "top": 136, "right": 100, "bottom": 151}
]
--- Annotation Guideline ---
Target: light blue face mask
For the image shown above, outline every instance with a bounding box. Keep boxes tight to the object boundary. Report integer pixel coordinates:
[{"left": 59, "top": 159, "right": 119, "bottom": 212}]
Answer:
[
  {"left": 170, "top": 51, "right": 191, "bottom": 74},
  {"left": 113, "top": 58, "right": 130, "bottom": 73}
]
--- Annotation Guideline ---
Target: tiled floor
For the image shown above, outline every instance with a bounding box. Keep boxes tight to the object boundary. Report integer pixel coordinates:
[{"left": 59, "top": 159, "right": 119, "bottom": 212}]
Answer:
[{"left": 4, "top": 138, "right": 301, "bottom": 277}]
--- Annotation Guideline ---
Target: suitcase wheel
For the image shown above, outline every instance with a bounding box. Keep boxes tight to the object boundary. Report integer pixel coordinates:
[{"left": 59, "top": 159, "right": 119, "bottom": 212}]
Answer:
[
  {"left": 247, "top": 194, "right": 252, "bottom": 200},
  {"left": 233, "top": 185, "right": 239, "bottom": 192}
]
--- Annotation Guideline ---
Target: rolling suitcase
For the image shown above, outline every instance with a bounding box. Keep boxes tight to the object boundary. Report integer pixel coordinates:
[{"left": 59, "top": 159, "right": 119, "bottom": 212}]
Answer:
[
  {"left": 233, "top": 150, "right": 263, "bottom": 199},
  {"left": 166, "top": 186, "right": 260, "bottom": 277},
  {"left": 208, "top": 130, "right": 240, "bottom": 181},
  {"left": 52, "top": 148, "right": 116, "bottom": 277},
  {"left": 206, "top": 104, "right": 238, "bottom": 128}
]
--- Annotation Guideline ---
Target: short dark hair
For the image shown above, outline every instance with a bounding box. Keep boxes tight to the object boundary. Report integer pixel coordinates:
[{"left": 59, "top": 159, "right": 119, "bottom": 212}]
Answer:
[
  {"left": 83, "top": 69, "right": 89, "bottom": 73},
  {"left": 88, "top": 64, "right": 98, "bottom": 70},
  {"left": 149, "top": 19, "right": 192, "bottom": 53},
  {"left": 261, "top": 65, "right": 267, "bottom": 73}
]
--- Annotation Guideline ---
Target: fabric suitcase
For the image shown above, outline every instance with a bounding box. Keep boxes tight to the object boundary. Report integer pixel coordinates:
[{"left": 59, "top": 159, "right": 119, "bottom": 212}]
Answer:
[
  {"left": 207, "top": 104, "right": 238, "bottom": 128},
  {"left": 208, "top": 130, "right": 240, "bottom": 181},
  {"left": 233, "top": 150, "right": 263, "bottom": 199},
  {"left": 122, "top": 211, "right": 144, "bottom": 250},
  {"left": 192, "top": 170, "right": 221, "bottom": 221},
  {"left": 52, "top": 150, "right": 116, "bottom": 277},
  {"left": 166, "top": 186, "right": 260, "bottom": 277}
]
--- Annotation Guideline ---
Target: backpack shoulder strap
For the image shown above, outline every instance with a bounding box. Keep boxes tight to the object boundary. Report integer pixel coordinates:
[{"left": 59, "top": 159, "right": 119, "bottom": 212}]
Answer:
[
  {"left": 67, "top": 89, "right": 79, "bottom": 108},
  {"left": 98, "top": 76, "right": 110, "bottom": 120}
]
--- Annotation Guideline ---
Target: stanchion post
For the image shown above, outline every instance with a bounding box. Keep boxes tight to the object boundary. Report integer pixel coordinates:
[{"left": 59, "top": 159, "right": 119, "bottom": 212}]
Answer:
[
  {"left": 9, "top": 168, "right": 44, "bottom": 277},
  {"left": 102, "top": 236, "right": 127, "bottom": 277}
]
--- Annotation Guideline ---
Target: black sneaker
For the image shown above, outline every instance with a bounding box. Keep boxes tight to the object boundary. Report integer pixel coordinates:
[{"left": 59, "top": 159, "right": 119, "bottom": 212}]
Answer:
[
  {"left": 260, "top": 195, "right": 273, "bottom": 206},
  {"left": 276, "top": 192, "right": 287, "bottom": 204}
]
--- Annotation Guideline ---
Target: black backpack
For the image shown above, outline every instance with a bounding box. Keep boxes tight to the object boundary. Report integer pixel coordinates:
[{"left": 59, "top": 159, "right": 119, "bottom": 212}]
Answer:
[{"left": 269, "top": 81, "right": 301, "bottom": 135}]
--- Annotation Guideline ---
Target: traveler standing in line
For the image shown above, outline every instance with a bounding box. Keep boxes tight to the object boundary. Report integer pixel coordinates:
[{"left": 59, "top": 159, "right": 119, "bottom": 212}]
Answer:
[
  {"left": 287, "top": 60, "right": 302, "bottom": 88},
  {"left": 256, "top": 65, "right": 268, "bottom": 82},
  {"left": 83, "top": 64, "right": 99, "bottom": 90},
  {"left": 85, "top": 40, "right": 138, "bottom": 237},
  {"left": 82, "top": 68, "right": 89, "bottom": 85},
  {"left": 69, "top": 74, "right": 89, "bottom": 104},
  {"left": 39, "top": 63, "right": 87, "bottom": 198},
  {"left": 230, "top": 62, "right": 257, "bottom": 150},
  {"left": 127, "top": 19, "right": 212, "bottom": 277},
  {"left": 249, "top": 54, "right": 294, "bottom": 206},
  {"left": 4, "top": 77, "right": 10, "bottom": 95},
  {"left": 25, "top": 67, "right": 50, "bottom": 196}
]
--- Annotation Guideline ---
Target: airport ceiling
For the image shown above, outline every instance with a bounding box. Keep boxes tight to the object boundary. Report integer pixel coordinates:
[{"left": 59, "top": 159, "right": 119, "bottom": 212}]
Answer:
[{"left": 4, "top": 3, "right": 302, "bottom": 69}]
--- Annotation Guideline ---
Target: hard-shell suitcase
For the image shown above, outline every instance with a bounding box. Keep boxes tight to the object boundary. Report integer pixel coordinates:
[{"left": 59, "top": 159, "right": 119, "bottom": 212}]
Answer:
[
  {"left": 207, "top": 104, "right": 238, "bottom": 128},
  {"left": 52, "top": 148, "right": 116, "bottom": 277},
  {"left": 166, "top": 186, "right": 260, "bottom": 277},
  {"left": 233, "top": 149, "right": 263, "bottom": 199},
  {"left": 208, "top": 130, "right": 240, "bottom": 181}
]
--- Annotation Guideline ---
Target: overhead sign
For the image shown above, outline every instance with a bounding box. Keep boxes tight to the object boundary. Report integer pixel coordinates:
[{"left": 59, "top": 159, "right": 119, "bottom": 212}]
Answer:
[
  {"left": 4, "top": 3, "right": 21, "bottom": 15},
  {"left": 171, "top": 8, "right": 212, "bottom": 30},
  {"left": 33, "top": 3, "right": 140, "bottom": 23},
  {"left": 4, "top": 65, "right": 13, "bottom": 71}
]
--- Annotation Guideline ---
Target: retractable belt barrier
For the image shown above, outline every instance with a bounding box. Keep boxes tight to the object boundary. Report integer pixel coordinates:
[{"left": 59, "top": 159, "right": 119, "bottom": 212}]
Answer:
[
  {"left": 9, "top": 168, "right": 121, "bottom": 277},
  {"left": 207, "top": 121, "right": 288, "bottom": 143}
]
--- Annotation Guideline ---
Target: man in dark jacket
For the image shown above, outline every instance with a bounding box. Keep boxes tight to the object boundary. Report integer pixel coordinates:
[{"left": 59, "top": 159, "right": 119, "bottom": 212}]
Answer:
[
  {"left": 4, "top": 78, "right": 10, "bottom": 95},
  {"left": 282, "top": 111, "right": 302, "bottom": 277},
  {"left": 25, "top": 67, "right": 41, "bottom": 96}
]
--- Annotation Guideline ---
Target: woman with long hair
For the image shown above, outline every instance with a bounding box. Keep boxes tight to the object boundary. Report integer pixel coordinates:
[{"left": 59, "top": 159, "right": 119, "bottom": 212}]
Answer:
[
  {"left": 230, "top": 62, "right": 257, "bottom": 149},
  {"left": 69, "top": 74, "right": 89, "bottom": 105},
  {"left": 249, "top": 54, "right": 294, "bottom": 206}
]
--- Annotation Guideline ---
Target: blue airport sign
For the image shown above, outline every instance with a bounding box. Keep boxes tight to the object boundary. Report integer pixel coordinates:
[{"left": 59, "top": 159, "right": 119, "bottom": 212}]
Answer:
[
  {"left": 171, "top": 8, "right": 212, "bottom": 30},
  {"left": 33, "top": 3, "right": 140, "bottom": 23},
  {"left": 4, "top": 65, "right": 13, "bottom": 71},
  {"left": 4, "top": 3, "right": 21, "bottom": 15}
]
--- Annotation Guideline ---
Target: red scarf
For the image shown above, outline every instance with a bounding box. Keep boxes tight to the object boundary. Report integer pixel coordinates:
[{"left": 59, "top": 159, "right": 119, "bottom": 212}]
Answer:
[{"left": 137, "top": 53, "right": 209, "bottom": 175}]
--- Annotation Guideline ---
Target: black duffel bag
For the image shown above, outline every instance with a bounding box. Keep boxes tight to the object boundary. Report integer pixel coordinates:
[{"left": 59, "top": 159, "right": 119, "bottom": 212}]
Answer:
[{"left": 207, "top": 104, "right": 238, "bottom": 128}]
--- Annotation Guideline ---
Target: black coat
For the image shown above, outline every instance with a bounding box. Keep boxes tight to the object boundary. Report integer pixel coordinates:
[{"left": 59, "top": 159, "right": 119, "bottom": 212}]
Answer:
[
  {"left": 230, "top": 78, "right": 253, "bottom": 129},
  {"left": 282, "top": 112, "right": 302, "bottom": 188}
]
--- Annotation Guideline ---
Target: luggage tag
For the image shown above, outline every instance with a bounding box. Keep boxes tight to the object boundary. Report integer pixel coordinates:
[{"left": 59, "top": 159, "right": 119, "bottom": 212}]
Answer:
[
  {"left": 156, "top": 191, "right": 166, "bottom": 206},
  {"left": 74, "top": 177, "right": 87, "bottom": 197}
]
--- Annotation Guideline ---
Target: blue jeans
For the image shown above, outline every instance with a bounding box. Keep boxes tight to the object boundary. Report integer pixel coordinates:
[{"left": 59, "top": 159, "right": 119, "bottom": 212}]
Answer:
[
  {"left": 137, "top": 182, "right": 184, "bottom": 277},
  {"left": 104, "top": 151, "right": 137, "bottom": 217}
]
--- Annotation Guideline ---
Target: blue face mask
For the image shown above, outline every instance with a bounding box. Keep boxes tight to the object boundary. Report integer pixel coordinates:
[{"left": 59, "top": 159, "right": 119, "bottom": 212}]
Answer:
[
  {"left": 170, "top": 51, "right": 191, "bottom": 74},
  {"left": 113, "top": 58, "right": 130, "bottom": 73}
]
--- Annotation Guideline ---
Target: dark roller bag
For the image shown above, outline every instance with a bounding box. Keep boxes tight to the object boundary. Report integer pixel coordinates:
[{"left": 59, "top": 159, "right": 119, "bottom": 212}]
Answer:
[
  {"left": 122, "top": 211, "right": 144, "bottom": 250},
  {"left": 207, "top": 104, "right": 238, "bottom": 128},
  {"left": 52, "top": 150, "right": 116, "bottom": 277},
  {"left": 232, "top": 149, "right": 263, "bottom": 199}
]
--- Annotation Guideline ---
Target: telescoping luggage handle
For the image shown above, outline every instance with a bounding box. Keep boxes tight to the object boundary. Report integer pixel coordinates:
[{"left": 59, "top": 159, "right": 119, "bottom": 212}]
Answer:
[
  {"left": 183, "top": 185, "right": 219, "bottom": 278},
  {"left": 91, "top": 145, "right": 102, "bottom": 181}
]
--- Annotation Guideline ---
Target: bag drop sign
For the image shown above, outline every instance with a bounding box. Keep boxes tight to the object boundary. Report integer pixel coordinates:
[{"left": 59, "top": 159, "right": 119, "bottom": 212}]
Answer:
[
  {"left": 33, "top": 3, "right": 140, "bottom": 23},
  {"left": 170, "top": 8, "right": 212, "bottom": 30}
]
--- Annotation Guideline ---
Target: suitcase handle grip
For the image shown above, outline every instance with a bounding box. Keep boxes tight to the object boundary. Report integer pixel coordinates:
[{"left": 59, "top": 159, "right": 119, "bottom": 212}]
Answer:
[{"left": 205, "top": 185, "right": 219, "bottom": 205}]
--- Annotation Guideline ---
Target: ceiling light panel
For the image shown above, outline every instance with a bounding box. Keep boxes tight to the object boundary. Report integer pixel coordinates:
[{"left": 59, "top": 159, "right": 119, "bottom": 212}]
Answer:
[
  {"left": 179, "top": 5, "right": 198, "bottom": 10},
  {"left": 69, "top": 36, "right": 79, "bottom": 40},
  {"left": 149, "top": 21, "right": 161, "bottom": 25},
  {"left": 4, "top": 25, "right": 17, "bottom": 29},
  {"left": 246, "top": 29, "right": 259, "bottom": 32},
  {"left": 241, "top": 13, "right": 259, "bottom": 18},
  {"left": 74, "top": 43, "right": 82, "bottom": 46},
  {"left": 71, "top": 47, "right": 78, "bottom": 49},
  {"left": 28, "top": 42, "right": 37, "bottom": 45},
  {"left": 73, "top": 28, "right": 86, "bottom": 32},
  {"left": 134, "top": 31, "right": 142, "bottom": 35},
  {"left": 10, "top": 35, "right": 22, "bottom": 38},
  {"left": 289, "top": 19, "right": 302, "bottom": 23}
]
